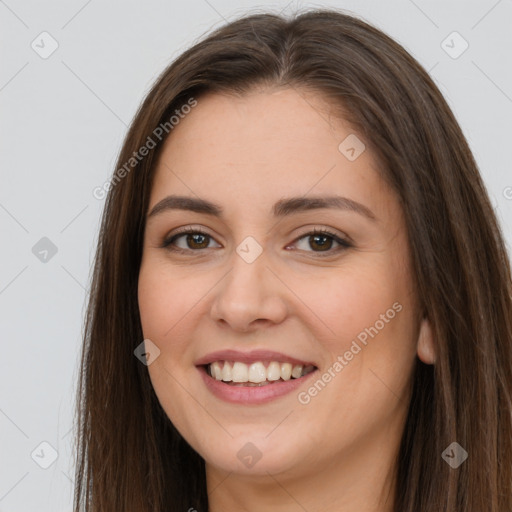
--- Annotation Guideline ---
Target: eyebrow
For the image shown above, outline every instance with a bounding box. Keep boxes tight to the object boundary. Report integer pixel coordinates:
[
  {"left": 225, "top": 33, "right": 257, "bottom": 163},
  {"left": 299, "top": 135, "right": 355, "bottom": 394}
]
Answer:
[{"left": 148, "top": 194, "right": 376, "bottom": 221}]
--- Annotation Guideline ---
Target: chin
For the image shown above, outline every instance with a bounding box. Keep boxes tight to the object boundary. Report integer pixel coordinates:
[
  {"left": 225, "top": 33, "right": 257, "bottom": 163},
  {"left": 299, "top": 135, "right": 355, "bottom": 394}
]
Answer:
[{"left": 199, "top": 433, "right": 303, "bottom": 476}]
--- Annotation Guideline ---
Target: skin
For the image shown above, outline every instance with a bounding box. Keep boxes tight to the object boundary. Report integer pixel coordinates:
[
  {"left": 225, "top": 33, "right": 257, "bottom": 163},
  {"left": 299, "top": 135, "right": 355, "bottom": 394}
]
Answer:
[{"left": 138, "top": 87, "right": 435, "bottom": 512}]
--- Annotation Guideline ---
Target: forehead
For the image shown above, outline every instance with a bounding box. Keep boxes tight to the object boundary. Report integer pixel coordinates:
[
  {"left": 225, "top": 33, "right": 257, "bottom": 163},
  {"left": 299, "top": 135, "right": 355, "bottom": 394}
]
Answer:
[{"left": 150, "top": 88, "right": 391, "bottom": 218}]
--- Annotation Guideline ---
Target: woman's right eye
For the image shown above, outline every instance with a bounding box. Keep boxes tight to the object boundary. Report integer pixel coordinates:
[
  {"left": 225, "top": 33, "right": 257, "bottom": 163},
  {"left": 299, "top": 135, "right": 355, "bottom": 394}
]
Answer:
[{"left": 162, "top": 230, "right": 221, "bottom": 252}]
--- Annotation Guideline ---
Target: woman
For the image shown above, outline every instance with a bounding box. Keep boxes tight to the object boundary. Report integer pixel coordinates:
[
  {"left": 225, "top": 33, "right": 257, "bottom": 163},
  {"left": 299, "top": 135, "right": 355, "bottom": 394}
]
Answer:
[{"left": 74, "top": 8, "right": 512, "bottom": 512}]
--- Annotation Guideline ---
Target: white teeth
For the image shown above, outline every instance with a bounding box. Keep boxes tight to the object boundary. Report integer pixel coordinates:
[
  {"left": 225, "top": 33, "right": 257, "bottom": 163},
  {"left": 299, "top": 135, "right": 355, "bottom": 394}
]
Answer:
[
  {"left": 211, "top": 361, "right": 223, "bottom": 380},
  {"left": 232, "top": 362, "right": 248, "bottom": 382},
  {"left": 281, "top": 362, "right": 292, "bottom": 381},
  {"left": 221, "top": 361, "right": 232, "bottom": 381},
  {"left": 248, "top": 362, "right": 267, "bottom": 383},
  {"left": 266, "top": 361, "right": 281, "bottom": 381},
  {"left": 208, "top": 360, "right": 310, "bottom": 383}
]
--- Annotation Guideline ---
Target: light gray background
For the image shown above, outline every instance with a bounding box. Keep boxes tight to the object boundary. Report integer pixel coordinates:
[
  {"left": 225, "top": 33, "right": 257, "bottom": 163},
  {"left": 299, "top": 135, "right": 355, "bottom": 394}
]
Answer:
[{"left": 1, "top": 0, "right": 511, "bottom": 510}]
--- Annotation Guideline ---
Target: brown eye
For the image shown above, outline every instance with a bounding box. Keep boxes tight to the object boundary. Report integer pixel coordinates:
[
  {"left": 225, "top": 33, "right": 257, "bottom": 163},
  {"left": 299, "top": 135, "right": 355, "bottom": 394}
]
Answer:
[
  {"left": 291, "top": 229, "right": 352, "bottom": 256},
  {"left": 162, "top": 229, "right": 220, "bottom": 252},
  {"left": 182, "top": 233, "right": 210, "bottom": 249},
  {"left": 308, "top": 233, "right": 334, "bottom": 251}
]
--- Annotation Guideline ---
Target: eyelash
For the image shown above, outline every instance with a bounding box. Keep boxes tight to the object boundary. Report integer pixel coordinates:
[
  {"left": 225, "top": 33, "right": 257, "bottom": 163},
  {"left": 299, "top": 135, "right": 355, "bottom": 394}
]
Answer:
[{"left": 161, "top": 226, "right": 352, "bottom": 257}]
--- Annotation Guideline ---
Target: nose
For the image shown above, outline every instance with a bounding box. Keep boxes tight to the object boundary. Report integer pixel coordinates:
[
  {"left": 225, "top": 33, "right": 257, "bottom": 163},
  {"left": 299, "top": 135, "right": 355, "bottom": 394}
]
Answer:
[{"left": 209, "top": 250, "right": 288, "bottom": 333}]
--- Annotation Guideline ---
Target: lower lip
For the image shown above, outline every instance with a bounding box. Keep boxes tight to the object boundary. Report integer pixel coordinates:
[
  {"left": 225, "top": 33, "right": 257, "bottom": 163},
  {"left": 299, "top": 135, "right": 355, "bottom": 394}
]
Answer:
[{"left": 197, "top": 365, "right": 318, "bottom": 405}]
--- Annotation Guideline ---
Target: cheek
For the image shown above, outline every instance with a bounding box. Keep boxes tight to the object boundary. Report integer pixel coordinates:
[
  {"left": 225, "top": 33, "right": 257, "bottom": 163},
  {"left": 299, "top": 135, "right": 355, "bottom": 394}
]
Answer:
[
  {"left": 137, "top": 262, "right": 207, "bottom": 443},
  {"left": 293, "top": 259, "right": 412, "bottom": 354},
  {"left": 138, "top": 262, "right": 197, "bottom": 343},
  {"left": 293, "top": 256, "right": 418, "bottom": 414}
]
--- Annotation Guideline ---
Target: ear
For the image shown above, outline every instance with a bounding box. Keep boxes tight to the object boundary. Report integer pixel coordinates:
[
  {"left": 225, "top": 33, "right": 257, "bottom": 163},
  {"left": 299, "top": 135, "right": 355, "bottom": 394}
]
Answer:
[{"left": 417, "top": 317, "right": 435, "bottom": 364}]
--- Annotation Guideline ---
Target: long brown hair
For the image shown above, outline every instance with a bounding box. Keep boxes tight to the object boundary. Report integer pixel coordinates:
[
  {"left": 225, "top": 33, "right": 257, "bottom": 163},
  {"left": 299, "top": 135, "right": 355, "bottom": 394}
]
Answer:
[{"left": 74, "top": 8, "right": 512, "bottom": 511}]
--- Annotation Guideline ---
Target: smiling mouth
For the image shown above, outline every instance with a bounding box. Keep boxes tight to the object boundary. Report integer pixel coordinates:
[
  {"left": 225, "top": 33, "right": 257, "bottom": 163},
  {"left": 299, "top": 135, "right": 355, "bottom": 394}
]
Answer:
[{"left": 203, "top": 360, "right": 317, "bottom": 387}]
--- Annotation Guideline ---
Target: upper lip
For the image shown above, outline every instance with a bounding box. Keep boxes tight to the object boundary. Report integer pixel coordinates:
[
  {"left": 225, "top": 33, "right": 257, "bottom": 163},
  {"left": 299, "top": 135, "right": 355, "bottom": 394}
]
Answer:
[{"left": 194, "top": 349, "right": 317, "bottom": 367}]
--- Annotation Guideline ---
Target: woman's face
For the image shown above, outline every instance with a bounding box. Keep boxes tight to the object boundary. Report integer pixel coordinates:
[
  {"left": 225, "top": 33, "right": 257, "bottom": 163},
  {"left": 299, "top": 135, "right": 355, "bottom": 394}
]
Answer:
[{"left": 138, "top": 87, "right": 433, "bottom": 481}]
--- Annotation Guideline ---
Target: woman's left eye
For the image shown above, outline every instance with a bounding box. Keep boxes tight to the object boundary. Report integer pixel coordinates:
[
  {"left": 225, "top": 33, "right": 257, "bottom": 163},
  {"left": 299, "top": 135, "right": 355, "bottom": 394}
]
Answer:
[
  {"left": 162, "top": 228, "right": 352, "bottom": 256},
  {"left": 290, "top": 229, "right": 352, "bottom": 255}
]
